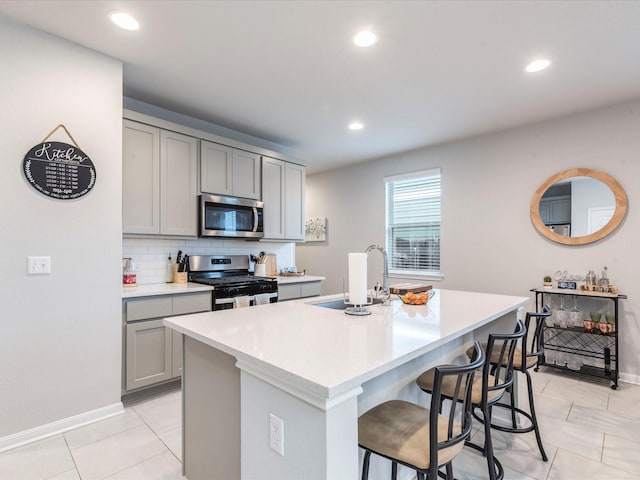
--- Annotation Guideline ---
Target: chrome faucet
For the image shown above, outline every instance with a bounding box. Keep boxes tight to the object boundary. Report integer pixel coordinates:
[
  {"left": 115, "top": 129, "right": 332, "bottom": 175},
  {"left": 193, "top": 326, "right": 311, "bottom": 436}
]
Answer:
[{"left": 365, "top": 244, "right": 390, "bottom": 304}]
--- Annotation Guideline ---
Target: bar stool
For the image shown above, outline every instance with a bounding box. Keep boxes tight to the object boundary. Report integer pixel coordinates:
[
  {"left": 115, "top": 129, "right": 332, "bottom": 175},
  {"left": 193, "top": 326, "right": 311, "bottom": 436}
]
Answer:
[
  {"left": 416, "top": 320, "right": 526, "bottom": 480},
  {"left": 471, "top": 308, "right": 552, "bottom": 462},
  {"left": 358, "top": 342, "right": 485, "bottom": 480}
]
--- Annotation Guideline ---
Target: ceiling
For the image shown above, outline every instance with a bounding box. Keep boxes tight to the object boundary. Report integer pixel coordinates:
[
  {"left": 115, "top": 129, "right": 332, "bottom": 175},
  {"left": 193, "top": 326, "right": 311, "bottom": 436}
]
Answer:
[{"left": 2, "top": 1, "right": 640, "bottom": 174}]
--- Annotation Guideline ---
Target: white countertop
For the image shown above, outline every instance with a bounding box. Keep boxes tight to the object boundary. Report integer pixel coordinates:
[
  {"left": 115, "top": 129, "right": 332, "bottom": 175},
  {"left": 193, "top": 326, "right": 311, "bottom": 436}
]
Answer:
[
  {"left": 164, "top": 289, "right": 528, "bottom": 399},
  {"left": 122, "top": 276, "right": 324, "bottom": 298},
  {"left": 276, "top": 275, "right": 325, "bottom": 284},
  {"left": 122, "top": 282, "right": 214, "bottom": 298}
]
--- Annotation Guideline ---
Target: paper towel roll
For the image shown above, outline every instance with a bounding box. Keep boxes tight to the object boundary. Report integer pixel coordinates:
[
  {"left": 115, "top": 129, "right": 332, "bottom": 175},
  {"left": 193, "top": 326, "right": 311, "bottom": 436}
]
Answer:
[{"left": 348, "top": 253, "right": 367, "bottom": 305}]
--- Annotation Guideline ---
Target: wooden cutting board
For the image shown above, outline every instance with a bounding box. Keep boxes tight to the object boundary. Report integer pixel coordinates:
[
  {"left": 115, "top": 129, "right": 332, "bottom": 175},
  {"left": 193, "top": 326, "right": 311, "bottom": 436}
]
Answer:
[{"left": 389, "top": 283, "right": 433, "bottom": 294}]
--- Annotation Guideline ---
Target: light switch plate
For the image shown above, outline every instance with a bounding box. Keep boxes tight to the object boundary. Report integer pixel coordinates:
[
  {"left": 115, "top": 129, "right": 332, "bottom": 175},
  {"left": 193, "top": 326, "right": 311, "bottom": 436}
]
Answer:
[{"left": 28, "top": 256, "right": 51, "bottom": 274}]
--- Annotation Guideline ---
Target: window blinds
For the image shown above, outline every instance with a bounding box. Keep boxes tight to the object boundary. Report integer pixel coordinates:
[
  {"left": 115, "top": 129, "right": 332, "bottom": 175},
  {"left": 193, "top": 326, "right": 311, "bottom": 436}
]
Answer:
[{"left": 385, "top": 169, "right": 441, "bottom": 273}]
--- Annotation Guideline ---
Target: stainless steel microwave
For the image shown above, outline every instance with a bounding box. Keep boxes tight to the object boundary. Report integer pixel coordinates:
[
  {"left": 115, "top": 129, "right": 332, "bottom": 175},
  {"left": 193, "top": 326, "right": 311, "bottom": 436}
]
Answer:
[{"left": 199, "top": 194, "right": 264, "bottom": 238}]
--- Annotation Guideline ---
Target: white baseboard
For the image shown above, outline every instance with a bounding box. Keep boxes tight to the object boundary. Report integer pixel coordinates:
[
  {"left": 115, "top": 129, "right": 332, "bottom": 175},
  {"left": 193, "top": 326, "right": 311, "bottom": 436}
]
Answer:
[
  {"left": 0, "top": 402, "right": 124, "bottom": 453},
  {"left": 619, "top": 372, "right": 640, "bottom": 386}
]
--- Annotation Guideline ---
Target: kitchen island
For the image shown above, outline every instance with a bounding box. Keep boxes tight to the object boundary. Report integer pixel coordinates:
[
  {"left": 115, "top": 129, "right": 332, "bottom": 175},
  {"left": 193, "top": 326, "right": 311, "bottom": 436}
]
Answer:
[{"left": 164, "top": 289, "right": 529, "bottom": 480}]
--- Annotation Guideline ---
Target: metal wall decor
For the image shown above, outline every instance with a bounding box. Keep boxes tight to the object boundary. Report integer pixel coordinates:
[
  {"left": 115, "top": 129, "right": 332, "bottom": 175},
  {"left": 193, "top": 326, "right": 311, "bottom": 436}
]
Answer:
[{"left": 23, "top": 124, "right": 96, "bottom": 200}]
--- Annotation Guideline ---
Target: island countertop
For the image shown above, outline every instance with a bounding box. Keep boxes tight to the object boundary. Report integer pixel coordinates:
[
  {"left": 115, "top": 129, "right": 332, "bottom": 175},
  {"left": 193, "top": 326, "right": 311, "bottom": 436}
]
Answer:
[{"left": 164, "top": 289, "right": 529, "bottom": 399}]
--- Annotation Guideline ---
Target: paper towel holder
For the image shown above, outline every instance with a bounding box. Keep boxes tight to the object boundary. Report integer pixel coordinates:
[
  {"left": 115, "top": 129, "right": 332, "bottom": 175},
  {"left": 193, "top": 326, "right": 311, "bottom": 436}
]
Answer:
[{"left": 342, "top": 276, "right": 373, "bottom": 316}]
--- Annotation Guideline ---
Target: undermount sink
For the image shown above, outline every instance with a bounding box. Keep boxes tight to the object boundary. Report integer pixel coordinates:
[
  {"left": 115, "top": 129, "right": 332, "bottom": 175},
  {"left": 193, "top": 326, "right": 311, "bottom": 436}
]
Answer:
[{"left": 311, "top": 297, "right": 387, "bottom": 310}]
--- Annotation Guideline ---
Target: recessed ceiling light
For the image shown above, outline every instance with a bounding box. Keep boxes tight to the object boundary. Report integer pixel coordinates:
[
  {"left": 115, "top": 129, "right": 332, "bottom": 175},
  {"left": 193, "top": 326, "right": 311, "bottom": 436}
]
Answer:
[
  {"left": 525, "top": 59, "right": 551, "bottom": 73},
  {"left": 353, "top": 30, "right": 377, "bottom": 47},
  {"left": 109, "top": 11, "right": 139, "bottom": 31},
  {"left": 349, "top": 122, "right": 364, "bottom": 131}
]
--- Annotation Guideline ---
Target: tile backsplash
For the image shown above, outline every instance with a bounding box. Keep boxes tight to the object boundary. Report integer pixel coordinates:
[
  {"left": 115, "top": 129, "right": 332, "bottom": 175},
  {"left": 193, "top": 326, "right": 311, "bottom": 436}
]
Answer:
[{"left": 123, "top": 237, "right": 295, "bottom": 285}]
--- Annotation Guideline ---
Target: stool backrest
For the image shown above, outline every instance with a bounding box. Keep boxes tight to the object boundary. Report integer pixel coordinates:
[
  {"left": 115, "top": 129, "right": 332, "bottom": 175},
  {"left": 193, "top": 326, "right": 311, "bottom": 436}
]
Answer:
[
  {"left": 482, "top": 319, "right": 526, "bottom": 406},
  {"left": 429, "top": 341, "right": 485, "bottom": 476},
  {"left": 520, "top": 306, "right": 552, "bottom": 372}
]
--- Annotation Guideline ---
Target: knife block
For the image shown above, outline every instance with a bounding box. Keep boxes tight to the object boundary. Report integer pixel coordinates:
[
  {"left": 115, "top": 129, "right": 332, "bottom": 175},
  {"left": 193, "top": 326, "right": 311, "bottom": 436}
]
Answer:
[{"left": 173, "top": 264, "right": 188, "bottom": 284}]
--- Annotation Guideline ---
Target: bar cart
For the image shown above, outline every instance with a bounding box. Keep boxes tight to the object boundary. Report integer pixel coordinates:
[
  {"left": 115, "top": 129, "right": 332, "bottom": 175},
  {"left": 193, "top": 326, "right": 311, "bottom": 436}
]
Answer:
[{"left": 532, "top": 287, "right": 627, "bottom": 389}]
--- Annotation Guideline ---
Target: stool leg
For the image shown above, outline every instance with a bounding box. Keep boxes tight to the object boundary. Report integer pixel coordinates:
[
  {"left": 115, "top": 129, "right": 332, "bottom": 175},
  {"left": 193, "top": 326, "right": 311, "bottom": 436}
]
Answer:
[
  {"left": 391, "top": 461, "right": 398, "bottom": 480},
  {"left": 508, "top": 384, "right": 518, "bottom": 429},
  {"left": 445, "top": 462, "right": 454, "bottom": 479},
  {"left": 483, "top": 406, "right": 497, "bottom": 480},
  {"left": 525, "top": 370, "right": 548, "bottom": 461},
  {"left": 362, "top": 450, "right": 371, "bottom": 480}
]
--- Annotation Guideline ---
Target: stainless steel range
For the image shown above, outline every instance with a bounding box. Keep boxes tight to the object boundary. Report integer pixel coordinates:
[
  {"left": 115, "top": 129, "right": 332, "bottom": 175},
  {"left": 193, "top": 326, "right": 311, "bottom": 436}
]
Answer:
[{"left": 188, "top": 255, "right": 278, "bottom": 310}]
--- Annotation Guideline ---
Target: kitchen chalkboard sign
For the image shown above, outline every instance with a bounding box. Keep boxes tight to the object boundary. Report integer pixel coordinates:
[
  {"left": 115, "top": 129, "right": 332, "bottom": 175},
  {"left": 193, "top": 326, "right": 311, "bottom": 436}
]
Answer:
[{"left": 22, "top": 125, "right": 96, "bottom": 200}]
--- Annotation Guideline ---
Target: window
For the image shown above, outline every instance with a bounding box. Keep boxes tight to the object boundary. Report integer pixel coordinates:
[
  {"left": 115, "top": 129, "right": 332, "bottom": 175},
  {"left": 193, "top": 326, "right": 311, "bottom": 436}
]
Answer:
[{"left": 384, "top": 169, "right": 441, "bottom": 275}]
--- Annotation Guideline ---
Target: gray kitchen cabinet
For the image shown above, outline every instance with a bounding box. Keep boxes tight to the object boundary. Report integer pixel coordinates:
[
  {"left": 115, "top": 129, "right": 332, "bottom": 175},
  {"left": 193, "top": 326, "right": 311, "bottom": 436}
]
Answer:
[
  {"left": 160, "top": 130, "right": 199, "bottom": 235},
  {"left": 126, "top": 319, "right": 173, "bottom": 390},
  {"left": 123, "top": 119, "right": 198, "bottom": 236},
  {"left": 123, "top": 292, "right": 211, "bottom": 393},
  {"left": 278, "top": 281, "right": 322, "bottom": 301},
  {"left": 200, "top": 140, "right": 261, "bottom": 200},
  {"left": 262, "top": 157, "right": 285, "bottom": 239},
  {"left": 285, "top": 162, "right": 305, "bottom": 240},
  {"left": 540, "top": 195, "right": 571, "bottom": 225},
  {"left": 262, "top": 157, "right": 305, "bottom": 241},
  {"left": 123, "top": 120, "right": 160, "bottom": 234},
  {"left": 200, "top": 141, "right": 233, "bottom": 196}
]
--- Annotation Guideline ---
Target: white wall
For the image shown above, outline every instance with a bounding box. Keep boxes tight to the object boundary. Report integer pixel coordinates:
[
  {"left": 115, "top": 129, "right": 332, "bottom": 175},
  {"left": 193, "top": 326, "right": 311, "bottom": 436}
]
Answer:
[
  {"left": 0, "top": 16, "right": 123, "bottom": 443},
  {"left": 298, "top": 99, "right": 640, "bottom": 381}
]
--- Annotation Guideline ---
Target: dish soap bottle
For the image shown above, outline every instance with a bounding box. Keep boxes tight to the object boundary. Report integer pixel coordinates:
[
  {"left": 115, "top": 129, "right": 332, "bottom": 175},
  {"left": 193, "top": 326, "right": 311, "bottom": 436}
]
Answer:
[{"left": 166, "top": 256, "right": 173, "bottom": 283}]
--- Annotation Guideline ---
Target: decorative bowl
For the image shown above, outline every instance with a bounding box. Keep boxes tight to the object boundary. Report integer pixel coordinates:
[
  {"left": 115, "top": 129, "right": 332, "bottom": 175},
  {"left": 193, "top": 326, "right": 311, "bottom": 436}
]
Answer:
[{"left": 398, "top": 290, "right": 435, "bottom": 305}]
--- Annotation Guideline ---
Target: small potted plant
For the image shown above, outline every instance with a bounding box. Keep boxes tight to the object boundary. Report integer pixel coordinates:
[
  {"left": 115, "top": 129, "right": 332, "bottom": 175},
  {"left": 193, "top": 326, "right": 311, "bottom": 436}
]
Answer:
[{"left": 543, "top": 276, "right": 553, "bottom": 288}]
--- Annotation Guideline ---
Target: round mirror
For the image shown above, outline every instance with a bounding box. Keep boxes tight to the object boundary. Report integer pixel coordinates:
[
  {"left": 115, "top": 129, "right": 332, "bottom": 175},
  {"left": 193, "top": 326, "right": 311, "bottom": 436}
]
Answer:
[{"left": 530, "top": 168, "right": 627, "bottom": 245}]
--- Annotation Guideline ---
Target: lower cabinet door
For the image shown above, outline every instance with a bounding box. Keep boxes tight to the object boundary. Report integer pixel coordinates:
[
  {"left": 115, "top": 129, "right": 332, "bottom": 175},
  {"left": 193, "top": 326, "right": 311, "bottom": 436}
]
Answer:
[{"left": 126, "top": 319, "right": 172, "bottom": 391}]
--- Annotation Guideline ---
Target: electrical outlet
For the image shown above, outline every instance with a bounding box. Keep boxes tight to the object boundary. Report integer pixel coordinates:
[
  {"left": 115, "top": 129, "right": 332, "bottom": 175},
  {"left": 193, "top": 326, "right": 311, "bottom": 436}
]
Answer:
[
  {"left": 28, "top": 256, "right": 51, "bottom": 275},
  {"left": 269, "top": 413, "right": 284, "bottom": 456}
]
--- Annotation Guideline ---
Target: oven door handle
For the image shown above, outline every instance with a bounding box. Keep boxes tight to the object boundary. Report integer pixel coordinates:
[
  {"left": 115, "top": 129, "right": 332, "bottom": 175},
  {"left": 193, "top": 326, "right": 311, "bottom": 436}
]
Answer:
[{"left": 214, "top": 292, "right": 278, "bottom": 306}]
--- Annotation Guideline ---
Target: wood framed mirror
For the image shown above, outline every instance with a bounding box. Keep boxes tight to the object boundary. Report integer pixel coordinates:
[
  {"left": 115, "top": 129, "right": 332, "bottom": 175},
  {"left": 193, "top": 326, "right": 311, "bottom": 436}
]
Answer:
[{"left": 530, "top": 168, "right": 627, "bottom": 245}]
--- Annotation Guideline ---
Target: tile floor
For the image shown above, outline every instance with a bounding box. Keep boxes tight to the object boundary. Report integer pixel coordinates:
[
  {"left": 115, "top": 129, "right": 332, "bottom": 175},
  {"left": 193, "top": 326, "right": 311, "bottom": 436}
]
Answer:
[
  {"left": 0, "top": 390, "right": 184, "bottom": 480},
  {"left": 2, "top": 368, "right": 640, "bottom": 479}
]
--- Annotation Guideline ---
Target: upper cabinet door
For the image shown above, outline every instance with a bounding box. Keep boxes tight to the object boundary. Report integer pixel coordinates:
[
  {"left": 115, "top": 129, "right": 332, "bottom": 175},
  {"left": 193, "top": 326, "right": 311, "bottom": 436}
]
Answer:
[
  {"left": 261, "top": 157, "right": 305, "bottom": 242},
  {"left": 232, "top": 149, "right": 261, "bottom": 200},
  {"left": 200, "top": 142, "right": 260, "bottom": 200},
  {"left": 285, "top": 163, "right": 305, "bottom": 241},
  {"left": 123, "top": 120, "right": 161, "bottom": 234},
  {"left": 200, "top": 141, "right": 233, "bottom": 196},
  {"left": 262, "top": 157, "right": 285, "bottom": 239},
  {"left": 160, "top": 131, "right": 198, "bottom": 236}
]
